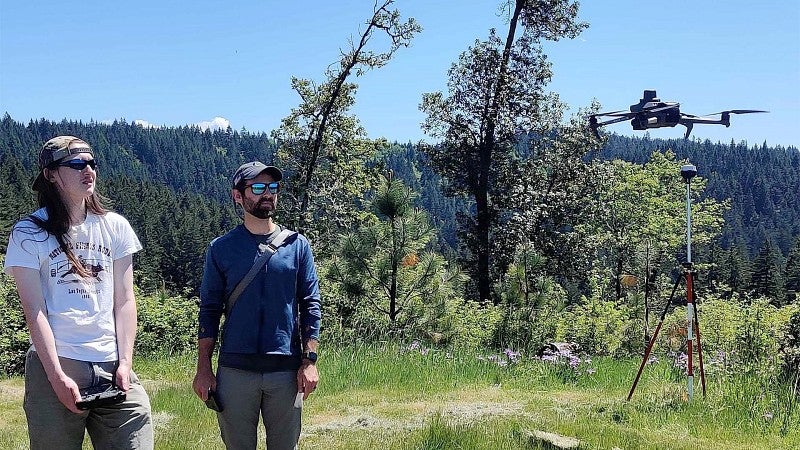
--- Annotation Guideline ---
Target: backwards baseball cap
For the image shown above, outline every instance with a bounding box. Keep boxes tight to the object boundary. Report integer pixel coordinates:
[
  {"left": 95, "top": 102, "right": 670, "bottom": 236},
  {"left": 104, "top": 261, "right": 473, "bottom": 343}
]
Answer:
[
  {"left": 232, "top": 161, "right": 283, "bottom": 188},
  {"left": 33, "top": 136, "right": 94, "bottom": 191}
]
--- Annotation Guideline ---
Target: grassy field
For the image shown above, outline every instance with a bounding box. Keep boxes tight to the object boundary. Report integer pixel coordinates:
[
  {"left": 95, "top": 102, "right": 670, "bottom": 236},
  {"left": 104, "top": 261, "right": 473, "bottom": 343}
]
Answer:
[{"left": 1, "top": 344, "right": 798, "bottom": 449}]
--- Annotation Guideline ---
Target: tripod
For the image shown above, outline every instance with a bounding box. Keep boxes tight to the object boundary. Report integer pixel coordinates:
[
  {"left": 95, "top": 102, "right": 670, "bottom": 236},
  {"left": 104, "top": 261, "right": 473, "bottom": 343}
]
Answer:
[{"left": 627, "top": 163, "right": 707, "bottom": 401}]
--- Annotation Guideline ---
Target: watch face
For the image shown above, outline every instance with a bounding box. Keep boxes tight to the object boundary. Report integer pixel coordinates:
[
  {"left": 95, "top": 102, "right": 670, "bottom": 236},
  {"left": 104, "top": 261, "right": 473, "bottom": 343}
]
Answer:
[{"left": 303, "top": 352, "right": 318, "bottom": 363}]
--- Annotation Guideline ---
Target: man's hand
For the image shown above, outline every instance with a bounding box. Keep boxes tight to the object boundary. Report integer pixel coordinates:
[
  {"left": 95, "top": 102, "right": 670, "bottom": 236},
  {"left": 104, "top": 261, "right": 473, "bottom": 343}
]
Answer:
[
  {"left": 49, "top": 373, "right": 82, "bottom": 414},
  {"left": 193, "top": 367, "right": 217, "bottom": 401},
  {"left": 297, "top": 362, "right": 319, "bottom": 400},
  {"left": 115, "top": 362, "right": 132, "bottom": 391}
]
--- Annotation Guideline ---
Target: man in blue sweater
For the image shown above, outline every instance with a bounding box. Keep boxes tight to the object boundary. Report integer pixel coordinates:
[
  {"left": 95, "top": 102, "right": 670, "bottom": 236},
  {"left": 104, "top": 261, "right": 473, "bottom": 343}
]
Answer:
[{"left": 193, "top": 161, "right": 321, "bottom": 450}]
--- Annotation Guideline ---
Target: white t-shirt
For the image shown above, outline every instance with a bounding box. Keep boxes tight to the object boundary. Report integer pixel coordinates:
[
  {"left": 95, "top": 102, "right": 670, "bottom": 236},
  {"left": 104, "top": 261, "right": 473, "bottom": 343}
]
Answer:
[{"left": 4, "top": 209, "right": 142, "bottom": 362}]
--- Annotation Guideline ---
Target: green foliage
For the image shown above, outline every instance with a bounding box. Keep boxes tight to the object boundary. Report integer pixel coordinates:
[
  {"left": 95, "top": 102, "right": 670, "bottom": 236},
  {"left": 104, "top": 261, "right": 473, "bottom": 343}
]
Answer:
[
  {"left": 750, "top": 240, "right": 787, "bottom": 304},
  {"left": 324, "top": 175, "right": 466, "bottom": 344},
  {"left": 271, "top": 1, "right": 420, "bottom": 253},
  {"left": 658, "top": 296, "right": 798, "bottom": 375},
  {"left": 494, "top": 244, "right": 567, "bottom": 353},
  {"left": 779, "top": 309, "right": 800, "bottom": 376},
  {"left": 554, "top": 279, "right": 638, "bottom": 357},
  {"left": 592, "top": 151, "right": 727, "bottom": 303},
  {"left": 135, "top": 289, "right": 198, "bottom": 356},
  {"left": 420, "top": 0, "right": 589, "bottom": 303},
  {"left": 0, "top": 256, "right": 29, "bottom": 377},
  {"left": 433, "top": 299, "right": 503, "bottom": 351},
  {"left": 599, "top": 134, "right": 800, "bottom": 260},
  {"left": 785, "top": 237, "right": 800, "bottom": 304}
]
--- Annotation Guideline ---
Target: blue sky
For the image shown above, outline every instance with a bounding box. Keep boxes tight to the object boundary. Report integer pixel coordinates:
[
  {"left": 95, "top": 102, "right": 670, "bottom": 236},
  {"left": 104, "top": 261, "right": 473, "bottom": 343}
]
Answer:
[{"left": 1, "top": 1, "right": 798, "bottom": 147}]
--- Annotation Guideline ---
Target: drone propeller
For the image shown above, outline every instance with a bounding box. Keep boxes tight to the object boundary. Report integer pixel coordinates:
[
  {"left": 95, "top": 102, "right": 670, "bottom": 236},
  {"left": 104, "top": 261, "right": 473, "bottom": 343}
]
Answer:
[{"left": 706, "top": 109, "right": 768, "bottom": 116}]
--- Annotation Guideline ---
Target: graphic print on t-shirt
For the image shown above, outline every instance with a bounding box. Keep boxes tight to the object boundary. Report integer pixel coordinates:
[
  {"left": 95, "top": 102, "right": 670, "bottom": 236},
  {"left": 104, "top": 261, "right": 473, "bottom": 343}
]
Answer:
[
  {"left": 49, "top": 240, "right": 111, "bottom": 285},
  {"left": 56, "top": 255, "right": 106, "bottom": 280}
]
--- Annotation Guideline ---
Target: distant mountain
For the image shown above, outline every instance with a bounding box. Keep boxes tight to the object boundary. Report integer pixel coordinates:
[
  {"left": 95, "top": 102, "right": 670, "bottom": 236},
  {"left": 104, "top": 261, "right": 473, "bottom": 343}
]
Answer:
[
  {"left": 2, "top": 116, "right": 798, "bottom": 293},
  {"left": 597, "top": 134, "right": 800, "bottom": 257}
]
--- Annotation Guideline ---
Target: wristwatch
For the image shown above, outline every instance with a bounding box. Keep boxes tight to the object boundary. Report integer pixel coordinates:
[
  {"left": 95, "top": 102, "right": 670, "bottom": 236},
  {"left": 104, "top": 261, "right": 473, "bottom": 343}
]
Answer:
[{"left": 302, "top": 351, "right": 318, "bottom": 364}]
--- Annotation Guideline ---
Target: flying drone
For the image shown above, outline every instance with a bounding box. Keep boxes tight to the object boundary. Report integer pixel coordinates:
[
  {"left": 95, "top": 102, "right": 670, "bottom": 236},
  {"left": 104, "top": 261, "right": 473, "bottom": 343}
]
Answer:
[{"left": 589, "top": 90, "right": 767, "bottom": 139}]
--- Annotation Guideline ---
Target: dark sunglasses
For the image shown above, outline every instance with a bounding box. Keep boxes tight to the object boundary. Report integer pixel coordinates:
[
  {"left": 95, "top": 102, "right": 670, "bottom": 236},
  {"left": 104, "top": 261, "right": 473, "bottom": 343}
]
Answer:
[
  {"left": 246, "top": 182, "right": 280, "bottom": 195},
  {"left": 55, "top": 159, "right": 97, "bottom": 171}
]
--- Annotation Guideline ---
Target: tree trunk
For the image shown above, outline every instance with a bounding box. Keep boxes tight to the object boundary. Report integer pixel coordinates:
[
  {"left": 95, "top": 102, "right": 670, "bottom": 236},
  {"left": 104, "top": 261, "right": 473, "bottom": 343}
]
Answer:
[{"left": 477, "top": 0, "right": 523, "bottom": 305}]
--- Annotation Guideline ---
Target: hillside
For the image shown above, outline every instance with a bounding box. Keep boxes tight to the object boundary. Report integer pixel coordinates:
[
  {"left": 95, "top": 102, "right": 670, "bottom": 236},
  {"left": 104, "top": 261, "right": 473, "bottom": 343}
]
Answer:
[{"left": 1, "top": 116, "right": 799, "bottom": 294}]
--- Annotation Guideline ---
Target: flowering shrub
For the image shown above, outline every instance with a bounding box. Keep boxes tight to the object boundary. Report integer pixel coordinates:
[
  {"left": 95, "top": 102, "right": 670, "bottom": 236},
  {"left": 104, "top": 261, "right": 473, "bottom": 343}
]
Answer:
[
  {"left": 536, "top": 347, "right": 596, "bottom": 383},
  {"left": 478, "top": 348, "right": 522, "bottom": 367},
  {"left": 403, "top": 339, "right": 431, "bottom": 356}
]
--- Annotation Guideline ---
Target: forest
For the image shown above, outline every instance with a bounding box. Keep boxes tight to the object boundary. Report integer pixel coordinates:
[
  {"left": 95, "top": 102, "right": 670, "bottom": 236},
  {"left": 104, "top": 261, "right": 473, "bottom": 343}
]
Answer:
[{"left": 1, "top": 114, "right": 798, "bottom": 365}]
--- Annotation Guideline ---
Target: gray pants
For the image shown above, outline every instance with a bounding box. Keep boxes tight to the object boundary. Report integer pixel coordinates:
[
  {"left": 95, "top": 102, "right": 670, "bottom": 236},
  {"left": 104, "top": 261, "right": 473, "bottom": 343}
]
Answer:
[
  {"left": 24, "top": 349, "right": 154, "bottom": 450},
  {"left": 216, "top": 366, "right": 301, "bottom": 450}
]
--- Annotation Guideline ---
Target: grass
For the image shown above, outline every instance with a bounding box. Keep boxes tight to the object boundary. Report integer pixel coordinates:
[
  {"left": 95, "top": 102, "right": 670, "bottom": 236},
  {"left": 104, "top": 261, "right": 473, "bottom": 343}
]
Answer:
[{"left": 1, "top": 344, "right": 798, "bottom": 449}]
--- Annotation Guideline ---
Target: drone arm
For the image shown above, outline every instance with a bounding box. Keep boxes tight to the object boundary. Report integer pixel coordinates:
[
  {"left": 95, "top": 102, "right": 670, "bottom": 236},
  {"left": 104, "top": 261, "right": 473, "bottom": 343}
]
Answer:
[
  {"left": 594, "top": 115, "right": 631, "bottom": 127},
  {"left": 590, "top": 114, "right": 633, "bottom": 138},
  {"left": 682, "top": 121, "right": 694, "bottom": 139}
]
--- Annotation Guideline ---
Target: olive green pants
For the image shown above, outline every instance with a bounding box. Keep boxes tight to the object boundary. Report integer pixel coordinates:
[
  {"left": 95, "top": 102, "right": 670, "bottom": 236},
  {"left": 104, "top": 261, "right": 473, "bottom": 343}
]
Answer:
[
  {"left": 24, "top": 349, "right": 154, "bottom": 450},
  {"left": 215, "top": 366, "right": 301, "bottom": 450}
]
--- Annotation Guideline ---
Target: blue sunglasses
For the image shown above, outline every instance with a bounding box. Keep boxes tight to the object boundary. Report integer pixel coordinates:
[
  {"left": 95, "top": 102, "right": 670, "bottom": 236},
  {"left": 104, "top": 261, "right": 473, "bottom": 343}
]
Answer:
[
  {"left": 246, "top": 182, "right": 280, "bottom": 195},
  {"left": 54, "top": 159, "right": 97, "bottom": 171}
]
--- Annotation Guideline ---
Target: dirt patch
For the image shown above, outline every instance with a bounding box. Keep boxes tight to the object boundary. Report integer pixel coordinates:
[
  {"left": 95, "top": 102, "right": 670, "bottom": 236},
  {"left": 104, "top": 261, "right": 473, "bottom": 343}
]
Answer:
[
  {"left": 303, "top": 399, "right": 526, "bottom": 437},
  {"left": 0, "top": 381, "right": 25, "bottom": 401},
  {"left": 151, "top": 411, "right": 175, "bottom": 430}
]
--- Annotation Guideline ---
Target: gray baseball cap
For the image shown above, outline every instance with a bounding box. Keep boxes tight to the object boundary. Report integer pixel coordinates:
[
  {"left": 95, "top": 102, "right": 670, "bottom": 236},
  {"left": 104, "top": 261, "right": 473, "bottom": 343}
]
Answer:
[
  {"left": 232, "top": 161, "right": 283, "bottom": 188},
  {"left": 33, "top": 136, "right": 94, "bottom": 191}
]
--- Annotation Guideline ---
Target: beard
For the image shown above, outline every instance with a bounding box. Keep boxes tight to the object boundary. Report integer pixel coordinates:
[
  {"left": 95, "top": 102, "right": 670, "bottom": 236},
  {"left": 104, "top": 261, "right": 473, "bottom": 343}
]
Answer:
[{"left": 243, "top": 197, "right": 275, "bottom": 219}]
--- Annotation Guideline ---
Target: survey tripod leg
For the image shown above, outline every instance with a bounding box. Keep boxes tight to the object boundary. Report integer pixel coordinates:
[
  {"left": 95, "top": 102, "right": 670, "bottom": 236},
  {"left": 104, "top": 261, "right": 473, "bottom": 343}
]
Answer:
[
  {"left": 627, "top": 267, "right": 707, "bottom": 401},
  {"left": 627, "top": 274, "right": 682, "bottom": 401},
  {"left": 686, "top": 267, "right": 707, "bottom": 398}
]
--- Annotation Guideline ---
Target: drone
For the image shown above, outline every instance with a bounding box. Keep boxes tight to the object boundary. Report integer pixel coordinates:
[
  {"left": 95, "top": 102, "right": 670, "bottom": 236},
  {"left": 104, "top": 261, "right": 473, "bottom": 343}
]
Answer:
[{"left": 589, "top": 90, "right": 767, "bottom": 139}]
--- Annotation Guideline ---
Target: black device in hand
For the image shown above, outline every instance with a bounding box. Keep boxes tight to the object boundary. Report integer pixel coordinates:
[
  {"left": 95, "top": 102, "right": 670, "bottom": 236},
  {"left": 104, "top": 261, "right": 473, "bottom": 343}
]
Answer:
[
  {"left": 205, "top": 388, "right": 223, "bottom": 412},
  {"left": 76, "top": 383, "right": 126, "bottom": 410}
]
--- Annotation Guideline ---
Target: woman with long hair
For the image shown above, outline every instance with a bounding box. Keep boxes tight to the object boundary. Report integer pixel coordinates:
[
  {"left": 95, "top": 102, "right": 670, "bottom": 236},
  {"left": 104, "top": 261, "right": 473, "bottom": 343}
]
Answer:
[{"left": 4, "top": 136, "right": 154, "bottom": 449}]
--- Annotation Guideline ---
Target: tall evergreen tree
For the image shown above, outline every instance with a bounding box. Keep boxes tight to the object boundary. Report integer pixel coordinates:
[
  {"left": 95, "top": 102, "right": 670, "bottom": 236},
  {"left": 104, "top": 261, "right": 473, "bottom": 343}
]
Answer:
[
  {"left": 784, "top": 237, "right": 800, "bottom": 304},
  {"left": 749, "top": 239, "right": 785, "bottom": 304},
  {"left": 420, "top": 0, "right": 587, "bottom": 303}
]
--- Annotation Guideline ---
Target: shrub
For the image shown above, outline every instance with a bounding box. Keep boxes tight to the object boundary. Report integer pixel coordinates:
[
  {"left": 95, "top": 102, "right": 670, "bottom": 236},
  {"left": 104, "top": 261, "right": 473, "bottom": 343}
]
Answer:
[
  {"left": 494, "top": 246, "right": 566, "bottom": 354},
  {"left": 659, "top": 294, "right": 798, "bottom": 373},
  {"left": 436, "top": 299, "right": 502, "bottom": 350},
  {"left": 136, "top": 289, "right": 198, "bottom": 356},
  {"left": 555, "top": 291, "right": 637, "bottom": 357},
  {"left": 780, "top": 309, "right": 800, "bottom": 377},
  {"left": 0, "top": 256, "right": 29, "bottom": 376}
]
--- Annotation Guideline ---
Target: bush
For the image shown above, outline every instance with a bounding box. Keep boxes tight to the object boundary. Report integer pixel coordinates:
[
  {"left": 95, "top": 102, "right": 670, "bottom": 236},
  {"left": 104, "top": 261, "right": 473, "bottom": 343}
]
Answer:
[
  {"left": 659, "top": 294, "right": 798, "bottom": 373},
  {"left": 135, "top": 289, "right": 198, "bottom": 356},
  {"left": 780, "top": 309, "right": 800, "bottom": 377},
  {"left": 0, "top": 257, "right": 29, "bottom": 377},
  {"left": 555, "top": 292, "right": 638, "bottom": 357},
  {"left": 436, "top": 299, "right": 502, "bottom": 350}
]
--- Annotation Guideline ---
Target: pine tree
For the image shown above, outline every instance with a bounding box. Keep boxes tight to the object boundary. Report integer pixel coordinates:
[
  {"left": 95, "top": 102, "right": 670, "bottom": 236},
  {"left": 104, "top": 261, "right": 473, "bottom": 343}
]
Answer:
[
  {"left": 749, "top": 239, "right": 785, "bottom": 305},
  {"left": 327, "top": 173, "right": 460, "bottom": 329},
  {"left": 420, "top": 0, "right": 588, "bottom": 303},
  {"left": 784, "top": 237, "right": 800, "bottom": 304}
]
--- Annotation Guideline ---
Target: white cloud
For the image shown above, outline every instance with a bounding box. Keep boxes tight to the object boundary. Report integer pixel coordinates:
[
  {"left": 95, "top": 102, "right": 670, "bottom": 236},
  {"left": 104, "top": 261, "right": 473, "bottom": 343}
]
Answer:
[
  {"left": 133, "top": 119, "right": 159, "bottom": 128},
  {"left": 197, "top": 117, "right": 231, "bottom": 132}
]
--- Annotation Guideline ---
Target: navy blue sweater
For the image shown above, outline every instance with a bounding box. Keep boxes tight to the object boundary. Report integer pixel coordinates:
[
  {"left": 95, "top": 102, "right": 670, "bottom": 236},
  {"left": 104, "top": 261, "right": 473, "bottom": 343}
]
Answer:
[{"left": 198, "top": 225, "right": 321, "bottom": 359}]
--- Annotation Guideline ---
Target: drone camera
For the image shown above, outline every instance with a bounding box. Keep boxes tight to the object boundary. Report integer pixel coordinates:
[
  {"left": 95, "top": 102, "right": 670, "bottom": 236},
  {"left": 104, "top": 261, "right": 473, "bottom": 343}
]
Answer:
[{"left": 680, "top": 164, "right": 697, "bottom": 182}]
